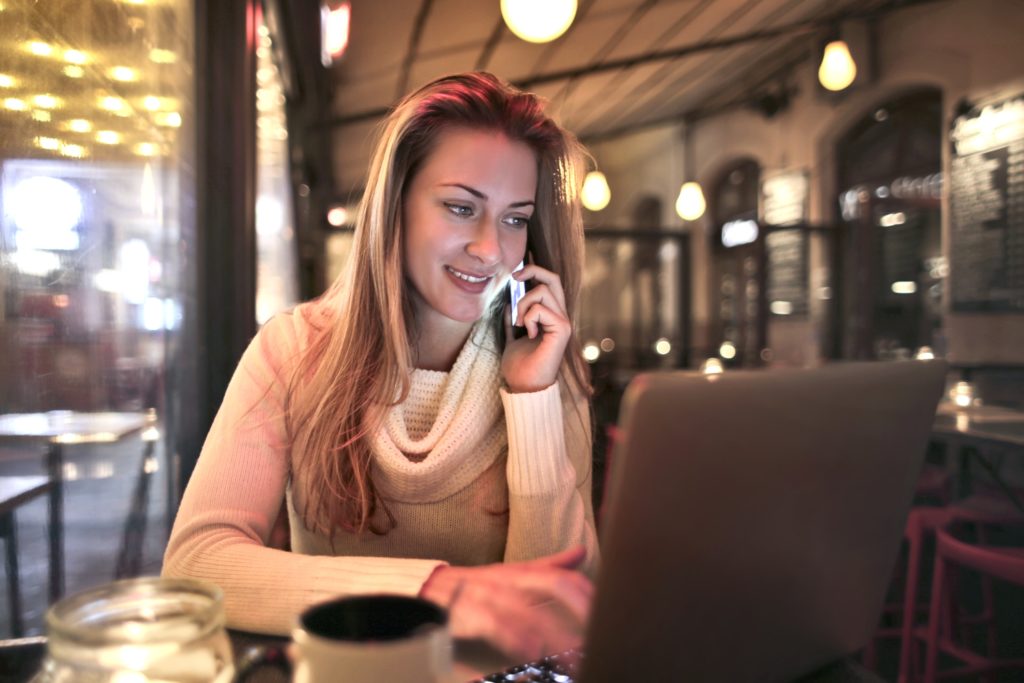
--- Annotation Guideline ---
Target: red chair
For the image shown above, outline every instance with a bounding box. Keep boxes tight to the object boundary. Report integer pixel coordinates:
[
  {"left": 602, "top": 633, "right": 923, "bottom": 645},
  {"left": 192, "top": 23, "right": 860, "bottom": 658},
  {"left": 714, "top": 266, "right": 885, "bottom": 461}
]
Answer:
[
  {"left": 922, "top": 523, "right": 1024, "bottom": 683},
  {"left": 865, "top": 489, "right": 1023, "bottom": 683}
]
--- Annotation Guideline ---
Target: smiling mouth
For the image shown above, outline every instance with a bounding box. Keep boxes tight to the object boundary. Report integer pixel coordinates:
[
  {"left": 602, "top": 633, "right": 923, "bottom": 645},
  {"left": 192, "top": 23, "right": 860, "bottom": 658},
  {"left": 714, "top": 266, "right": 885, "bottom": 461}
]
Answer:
[{"left": 445, "top": 266, "right": 491, "bottom": 284}]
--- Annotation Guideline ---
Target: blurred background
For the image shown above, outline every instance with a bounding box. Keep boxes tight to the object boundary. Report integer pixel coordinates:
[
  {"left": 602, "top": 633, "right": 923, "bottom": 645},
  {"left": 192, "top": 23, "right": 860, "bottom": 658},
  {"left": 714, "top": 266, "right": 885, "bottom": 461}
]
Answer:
[{"left": 0, "top": 0, "right": 1022, "bottom": 657}]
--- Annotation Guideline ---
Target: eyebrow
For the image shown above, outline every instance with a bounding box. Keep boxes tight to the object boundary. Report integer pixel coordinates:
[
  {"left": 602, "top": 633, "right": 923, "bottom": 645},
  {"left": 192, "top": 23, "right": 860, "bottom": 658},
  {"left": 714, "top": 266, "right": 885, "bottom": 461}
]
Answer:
[{"left": 440, "top": 183, "right": 535, "bottom": 208}]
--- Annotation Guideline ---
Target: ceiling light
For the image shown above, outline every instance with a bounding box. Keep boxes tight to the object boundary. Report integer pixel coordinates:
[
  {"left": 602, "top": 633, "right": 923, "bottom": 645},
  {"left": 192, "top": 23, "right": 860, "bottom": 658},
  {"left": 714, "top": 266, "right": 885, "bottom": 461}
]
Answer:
[
  {"left": 143, "top": 96, "right": 162, "bottom": 111},
  {"left": 501, "top": 0, "right": 577, "bottom": 43},
  {"left": 99, "top": 96, "right": 128, "bottom": 112},
  {"left": 96, "top": 130, "right": 122, "bottom": 145},
  {"left": 581, "top": 171, "right": 611, "bottom": 212},
  {"left": 320, "top": 1, "right": 352, "bottom": 66},
  {"left": 4, "top": 98, "right": 28, "bottom": 111},
  {"left": 63, "top": 65, "right": 85, "bottom": 78},
  {"left": 818, "top": 40, "right": 857, "bottom": 91},
  {"left": 0, "top": 74, "right": 15, "bottom": 88},
  {"left": 675, "top": 181, "right": 706, "bottom": 221}
]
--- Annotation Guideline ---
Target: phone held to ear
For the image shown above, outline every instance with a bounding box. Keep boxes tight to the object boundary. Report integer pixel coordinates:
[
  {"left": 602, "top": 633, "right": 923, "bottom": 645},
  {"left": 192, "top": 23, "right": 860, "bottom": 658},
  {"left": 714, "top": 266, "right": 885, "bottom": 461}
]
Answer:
[{"left": 509, "top": 260, "right": 528, "bottom": 339}]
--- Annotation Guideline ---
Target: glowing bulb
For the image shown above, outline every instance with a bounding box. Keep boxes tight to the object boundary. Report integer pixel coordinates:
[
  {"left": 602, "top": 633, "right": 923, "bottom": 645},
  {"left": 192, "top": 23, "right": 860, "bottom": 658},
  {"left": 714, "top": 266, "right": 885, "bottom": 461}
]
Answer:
[
  {"left": 583, "top": 343, "right": 600, "bottom": 363},
  {"left": 719, "top": 341, "right": 737, "bottom": 360},
  {"left": 501, "top": 0, "right": 577, "bottom": 43},
  {"left": 675, "top": 181, "right": 706, "bottom": 221},
  {"left": 581, "top": 171, "right": 611, "bottom": 211},
  {"left": 818, "top": 40, "right": 857, "bottom": 91},
  {"left": 326, "top": 206, "right": 349, "bottom": 227},
  {"left": 96, "top": 130, "right": 122, "bottom": 145},
  {"left": 700, "top": 358, "right": 724, "bottom": 375}
]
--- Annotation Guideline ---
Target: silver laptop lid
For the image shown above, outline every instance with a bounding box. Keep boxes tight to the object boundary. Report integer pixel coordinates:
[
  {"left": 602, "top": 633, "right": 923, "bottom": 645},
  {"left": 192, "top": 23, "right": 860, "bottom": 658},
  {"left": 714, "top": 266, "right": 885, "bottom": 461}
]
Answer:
[{"left": 581, "top": 360, "right": 947, "bottom": 683}]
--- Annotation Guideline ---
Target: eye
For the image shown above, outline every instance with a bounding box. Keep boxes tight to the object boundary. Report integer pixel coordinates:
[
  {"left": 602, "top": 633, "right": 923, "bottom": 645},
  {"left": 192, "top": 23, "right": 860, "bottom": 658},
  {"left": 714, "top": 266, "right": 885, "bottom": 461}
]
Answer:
[
  {"left": 444, "top": 202, "right": 474, "bottom": 217},
  {"left": 503, "top": 214, "right": 530, "bottom": 228}
]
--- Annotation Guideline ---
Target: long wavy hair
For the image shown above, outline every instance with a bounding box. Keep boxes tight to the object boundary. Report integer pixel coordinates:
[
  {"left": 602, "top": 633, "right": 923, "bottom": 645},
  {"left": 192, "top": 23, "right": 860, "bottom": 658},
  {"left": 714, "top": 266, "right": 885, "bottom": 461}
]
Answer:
[{"left": 286, "top": 72, "right": 591, "bottom": 536}]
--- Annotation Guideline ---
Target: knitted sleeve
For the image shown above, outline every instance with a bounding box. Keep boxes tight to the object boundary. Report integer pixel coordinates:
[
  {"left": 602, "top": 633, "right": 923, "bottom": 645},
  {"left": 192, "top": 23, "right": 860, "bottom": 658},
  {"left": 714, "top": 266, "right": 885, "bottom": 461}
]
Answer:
[
  {"left": 161, "top": 309, "right": 444, "bottom": 635},
  {"left": 499, "top": 380, "right": 600, "bottom": 577}
]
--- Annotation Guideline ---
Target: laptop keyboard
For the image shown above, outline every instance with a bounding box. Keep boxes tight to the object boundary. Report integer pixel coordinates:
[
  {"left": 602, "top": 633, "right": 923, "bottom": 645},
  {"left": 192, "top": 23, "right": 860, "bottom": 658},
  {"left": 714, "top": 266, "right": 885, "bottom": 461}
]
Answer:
[{"left": 474, "top": 649, "right": 582, "bottom": 683}]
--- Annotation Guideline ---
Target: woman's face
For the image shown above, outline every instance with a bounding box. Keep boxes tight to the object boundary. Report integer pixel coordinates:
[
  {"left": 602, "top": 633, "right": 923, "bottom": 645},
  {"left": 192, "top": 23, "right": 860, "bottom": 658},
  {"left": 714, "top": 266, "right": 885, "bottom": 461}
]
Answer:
[{"left": 402, "top": 126, "right": 537, "bottom": 329}]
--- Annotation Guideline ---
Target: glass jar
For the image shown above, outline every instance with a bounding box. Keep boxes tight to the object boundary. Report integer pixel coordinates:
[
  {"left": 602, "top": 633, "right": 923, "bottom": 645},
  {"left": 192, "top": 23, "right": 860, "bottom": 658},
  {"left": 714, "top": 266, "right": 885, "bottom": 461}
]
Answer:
[{"left": 39, "top": 577, "right": 234, "bottom": 683}]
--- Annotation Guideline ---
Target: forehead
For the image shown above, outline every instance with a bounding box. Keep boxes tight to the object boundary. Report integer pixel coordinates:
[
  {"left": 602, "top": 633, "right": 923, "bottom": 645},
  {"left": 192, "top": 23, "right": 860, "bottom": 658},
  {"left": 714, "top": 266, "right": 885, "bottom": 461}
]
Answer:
[{"left": 415, "top": 126, "right": 538, "bottom": 193}]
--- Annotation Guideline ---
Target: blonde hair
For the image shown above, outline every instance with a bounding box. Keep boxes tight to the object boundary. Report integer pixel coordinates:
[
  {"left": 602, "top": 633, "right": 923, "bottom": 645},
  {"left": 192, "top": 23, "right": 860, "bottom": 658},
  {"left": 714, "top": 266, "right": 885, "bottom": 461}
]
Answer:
[{"left": 286, "top": 72, "right": 591, "bottom": 536}]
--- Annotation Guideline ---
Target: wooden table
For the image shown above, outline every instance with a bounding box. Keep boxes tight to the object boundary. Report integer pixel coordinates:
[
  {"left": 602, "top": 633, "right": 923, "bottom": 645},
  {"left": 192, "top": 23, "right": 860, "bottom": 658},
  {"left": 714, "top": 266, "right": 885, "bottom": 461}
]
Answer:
[
  {"left": 0, "top": 477, "right": 51, "bottom": 637},
  {"left": 0, "top": 412, "right": 150, "bottom": 602}
]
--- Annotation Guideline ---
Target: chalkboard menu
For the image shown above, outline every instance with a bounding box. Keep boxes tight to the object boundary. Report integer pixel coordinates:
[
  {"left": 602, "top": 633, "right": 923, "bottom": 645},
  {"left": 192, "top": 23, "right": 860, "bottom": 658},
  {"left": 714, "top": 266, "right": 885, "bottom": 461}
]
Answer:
[
  {"left": 949, "top": 95, "right": 1024, "bottom": 312},
  {"left": 766, "top": 228, "right": 808, "bottom": 316}
]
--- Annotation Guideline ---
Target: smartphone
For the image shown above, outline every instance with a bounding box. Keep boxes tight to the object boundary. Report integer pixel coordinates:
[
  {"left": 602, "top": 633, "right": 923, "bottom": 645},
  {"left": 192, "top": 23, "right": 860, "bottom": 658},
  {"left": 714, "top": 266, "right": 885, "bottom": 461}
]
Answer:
[{"left": 509, "top": 259, "right": 528, "bottom": 339}]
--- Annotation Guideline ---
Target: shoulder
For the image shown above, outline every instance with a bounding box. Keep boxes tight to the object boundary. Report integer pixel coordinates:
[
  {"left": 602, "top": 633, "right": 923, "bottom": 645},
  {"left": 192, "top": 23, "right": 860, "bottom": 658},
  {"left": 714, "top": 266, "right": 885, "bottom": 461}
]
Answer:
[{"left": 247, "top": 299, "right": 336, "bottom": 378}]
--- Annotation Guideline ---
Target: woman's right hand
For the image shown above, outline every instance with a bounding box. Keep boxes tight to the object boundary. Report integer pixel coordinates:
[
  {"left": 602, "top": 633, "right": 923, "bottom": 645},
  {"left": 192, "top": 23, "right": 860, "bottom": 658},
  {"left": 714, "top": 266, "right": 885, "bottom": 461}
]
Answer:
[{"left": 419, "top": 545, "right": 593, "bottom": 663}]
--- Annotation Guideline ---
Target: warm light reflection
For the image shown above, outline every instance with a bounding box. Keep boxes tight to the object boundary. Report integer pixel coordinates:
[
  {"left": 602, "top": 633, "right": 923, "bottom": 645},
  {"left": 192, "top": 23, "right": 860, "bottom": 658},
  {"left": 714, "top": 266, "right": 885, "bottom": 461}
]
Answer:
[
  {"left": 155, "top": 111, "right": 181, "bottom": 127},
  {"left": 143, "top": 96, "right": 161, "bottom": 111},
  {"left": 700, "top": 358, "right": 724, "bottom": 375},
  {"left": 133, "top": 142, "right": 159, "bottom": 157},
  {"left": 109, "top": 66, "right": 139, "bottom": 82},
  {"left": 35, "top": 136, "right": 60, "bottom": 150},
  {"left": 60, "top": 143, "right": 87, "bottom": 158},
  {"left": 66, "top": 119, "right": 93, "bottom": 133},
  {"left": 99, "top": 96, "right": 128, "bottom": 113},
  {"left": 26, "top": 41, "right": 53, "bottom": 56},
  {"left": 951, "top": 381, "right": 976, "bottom": 408},
  {"left": 4, "top": 97, "right": 27, "bottom": 111},
  {"left": 0, "top": 74, "right": 15, "bottom": 88},
  {"left": 31, "top": 110, "right": 51, "bottom": 122},
  {"left": 63, "top": 49, "right": 88, "bottom": 65},
  {"left": 63, "top": 65, "right": 85, "bottom": 79},
  {"left": 326, "top": 206, "right": 348, "bottom": 227},
  {"left": 891, "top": 281, "right": 918, "bottom": 295},
  {"left": 149, "top": 48, "right": 177, "bottom": 64},
  {"left": 654, "top": 338, "right": 672, "bottom": 356},
  {"left": 599, "top": 337, "right": 615, "bottom": 353},
  {"left": 33, "top": 94, "right": 60, "bottom": 109},
  {"left": 583, "top": 342, "right": 600, "bottom": 363},
  {"left": 96, "top": 130, "right": 122, "bottom": 145}
]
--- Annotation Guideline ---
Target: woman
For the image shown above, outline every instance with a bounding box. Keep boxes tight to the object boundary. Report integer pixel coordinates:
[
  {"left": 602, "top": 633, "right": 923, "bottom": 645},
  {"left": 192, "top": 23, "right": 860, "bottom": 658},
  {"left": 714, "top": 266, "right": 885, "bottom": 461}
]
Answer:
[{"left": 163, "top": 72, "right": 598, "bottom": 660}]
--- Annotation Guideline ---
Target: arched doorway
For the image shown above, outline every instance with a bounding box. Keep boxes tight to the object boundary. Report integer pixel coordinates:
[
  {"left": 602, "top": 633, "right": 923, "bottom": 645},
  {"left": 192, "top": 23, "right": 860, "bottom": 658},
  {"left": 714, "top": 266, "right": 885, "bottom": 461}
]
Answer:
[{"left": 834, "top": 88, "right": 944, "bottom": 360}]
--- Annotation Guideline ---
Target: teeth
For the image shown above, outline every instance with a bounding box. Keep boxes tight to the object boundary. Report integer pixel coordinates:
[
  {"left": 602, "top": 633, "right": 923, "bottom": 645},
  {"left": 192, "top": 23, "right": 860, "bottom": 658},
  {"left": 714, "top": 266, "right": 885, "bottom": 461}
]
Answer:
[{"left": 446, "top": 266, "right": 488, "bottom": 283}]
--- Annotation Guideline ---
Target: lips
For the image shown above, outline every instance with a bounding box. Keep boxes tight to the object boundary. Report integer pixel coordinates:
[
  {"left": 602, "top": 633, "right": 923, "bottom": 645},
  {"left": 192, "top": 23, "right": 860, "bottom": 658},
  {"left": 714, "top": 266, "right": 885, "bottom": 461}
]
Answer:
[{"left": 445, "top": 265, "right": 492, "bottom": 293}]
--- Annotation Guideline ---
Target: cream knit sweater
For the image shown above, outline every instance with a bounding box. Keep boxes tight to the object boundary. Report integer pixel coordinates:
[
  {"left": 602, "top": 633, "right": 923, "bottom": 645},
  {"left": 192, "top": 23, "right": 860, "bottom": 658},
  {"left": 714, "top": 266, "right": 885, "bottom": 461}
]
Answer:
[{"left": 162, "top": 302, "right": 598, "bottom": 635}]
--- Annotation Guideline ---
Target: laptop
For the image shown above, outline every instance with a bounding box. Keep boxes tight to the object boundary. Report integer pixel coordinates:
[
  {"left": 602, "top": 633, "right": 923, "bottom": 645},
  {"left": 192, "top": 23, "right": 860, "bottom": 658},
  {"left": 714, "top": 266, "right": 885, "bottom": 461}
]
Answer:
[{"left": 478, "top": 360, "right": 946, "bottom": 682}]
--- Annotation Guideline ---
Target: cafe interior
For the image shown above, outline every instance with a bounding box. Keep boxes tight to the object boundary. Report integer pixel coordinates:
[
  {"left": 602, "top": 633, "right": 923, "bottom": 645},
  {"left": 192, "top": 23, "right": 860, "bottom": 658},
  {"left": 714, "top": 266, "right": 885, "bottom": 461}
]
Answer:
[{"left": 0, "top": 0, "right": 1023, "bottom": 680}]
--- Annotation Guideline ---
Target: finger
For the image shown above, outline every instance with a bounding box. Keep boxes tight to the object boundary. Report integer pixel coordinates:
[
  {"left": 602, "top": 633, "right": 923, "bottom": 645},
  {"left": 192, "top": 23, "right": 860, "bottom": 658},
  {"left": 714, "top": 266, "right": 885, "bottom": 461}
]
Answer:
[
  {"left": 525, "top": 545, "right": 587, "bottom": 570},
  {"left": 515, "top": 265, "right": 567, "bottom": 311},
  {"left": 516, "top": 283, "right": 567, "bottom": 320},
  {"left": 522, "top": 303, "right": 569, "bottom": 340}
]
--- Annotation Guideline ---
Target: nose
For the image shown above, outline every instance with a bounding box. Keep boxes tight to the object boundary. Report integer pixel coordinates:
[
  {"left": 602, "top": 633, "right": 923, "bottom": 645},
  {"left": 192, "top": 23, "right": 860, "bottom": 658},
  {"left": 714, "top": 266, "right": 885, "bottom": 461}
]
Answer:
[{"left": 465, "top": 219, "right": 501, "bottom": 267}]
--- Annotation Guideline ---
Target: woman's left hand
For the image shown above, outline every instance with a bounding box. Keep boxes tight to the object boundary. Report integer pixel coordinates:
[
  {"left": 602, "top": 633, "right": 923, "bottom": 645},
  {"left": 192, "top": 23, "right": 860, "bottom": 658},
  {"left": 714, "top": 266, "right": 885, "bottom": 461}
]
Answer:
[{"left": 502, "top": 264, "right": 571, "bottom": 393}]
